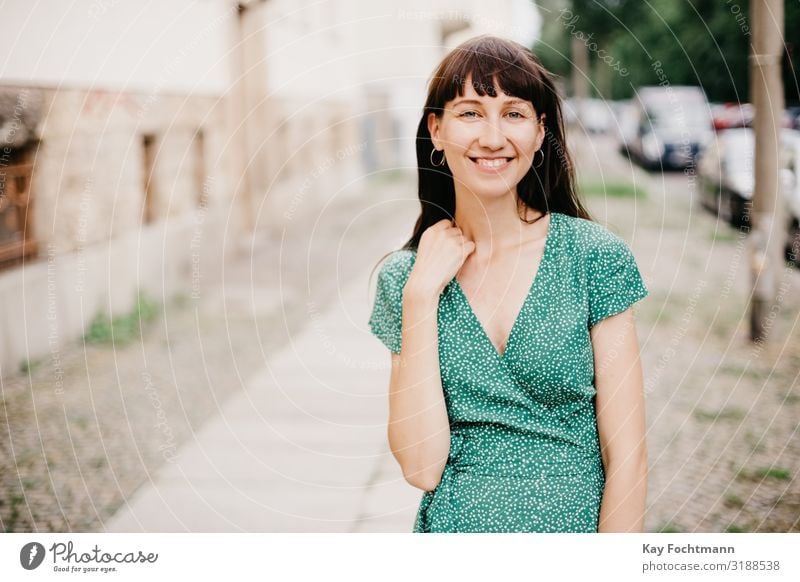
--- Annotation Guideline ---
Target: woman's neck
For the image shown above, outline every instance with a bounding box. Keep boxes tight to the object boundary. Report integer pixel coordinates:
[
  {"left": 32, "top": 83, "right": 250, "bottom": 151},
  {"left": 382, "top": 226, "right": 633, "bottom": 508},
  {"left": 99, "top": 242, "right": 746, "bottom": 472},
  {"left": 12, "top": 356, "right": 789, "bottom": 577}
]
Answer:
[{"left": 453, "top": 189, "right": 546, "bottom": 261}]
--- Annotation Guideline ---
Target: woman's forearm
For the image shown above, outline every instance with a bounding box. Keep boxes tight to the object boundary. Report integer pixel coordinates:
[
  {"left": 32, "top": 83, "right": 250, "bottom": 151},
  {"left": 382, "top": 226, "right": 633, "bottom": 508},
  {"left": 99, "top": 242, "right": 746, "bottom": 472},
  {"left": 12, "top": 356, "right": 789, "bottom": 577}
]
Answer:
[
  {"left": 387, "top": 285, "right": 451, "bottom": 492},
  {"left": 598, "top": 453, "right": 648, "bottom": 532}
]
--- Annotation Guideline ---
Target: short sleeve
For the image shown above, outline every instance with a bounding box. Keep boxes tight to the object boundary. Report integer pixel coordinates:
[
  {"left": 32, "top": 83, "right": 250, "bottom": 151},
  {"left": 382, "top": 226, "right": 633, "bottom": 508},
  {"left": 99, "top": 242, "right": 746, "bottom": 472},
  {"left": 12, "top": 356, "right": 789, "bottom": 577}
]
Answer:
[
  {"left": 368, "top": 253, "right": 411, "bottom": 354},
  {"left": 587, "top": 235, "right": 648, "bottom": 328}
]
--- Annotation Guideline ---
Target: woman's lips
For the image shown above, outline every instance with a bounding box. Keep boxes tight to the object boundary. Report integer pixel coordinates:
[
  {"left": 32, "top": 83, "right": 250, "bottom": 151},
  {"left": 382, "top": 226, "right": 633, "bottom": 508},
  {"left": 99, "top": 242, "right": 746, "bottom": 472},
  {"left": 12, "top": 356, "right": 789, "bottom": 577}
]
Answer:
[{"left": 469, "top": 157, "right": 514, "bottom": 172}]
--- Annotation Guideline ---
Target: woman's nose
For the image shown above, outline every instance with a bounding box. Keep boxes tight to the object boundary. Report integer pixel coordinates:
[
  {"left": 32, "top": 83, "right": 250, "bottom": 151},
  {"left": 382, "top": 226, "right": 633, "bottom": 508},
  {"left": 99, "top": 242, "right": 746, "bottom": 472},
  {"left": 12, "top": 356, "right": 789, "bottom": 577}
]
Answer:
[{"left": 477, "top": 118, "right": 507, "bottom": 149}]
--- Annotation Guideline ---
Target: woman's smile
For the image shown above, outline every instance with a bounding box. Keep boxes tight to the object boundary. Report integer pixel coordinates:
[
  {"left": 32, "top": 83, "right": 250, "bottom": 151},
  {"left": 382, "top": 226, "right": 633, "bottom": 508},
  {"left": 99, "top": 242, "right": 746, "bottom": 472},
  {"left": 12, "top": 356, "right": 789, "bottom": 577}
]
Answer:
[{"left": 469, "top": 156, "right": 515, "bottom": 172}]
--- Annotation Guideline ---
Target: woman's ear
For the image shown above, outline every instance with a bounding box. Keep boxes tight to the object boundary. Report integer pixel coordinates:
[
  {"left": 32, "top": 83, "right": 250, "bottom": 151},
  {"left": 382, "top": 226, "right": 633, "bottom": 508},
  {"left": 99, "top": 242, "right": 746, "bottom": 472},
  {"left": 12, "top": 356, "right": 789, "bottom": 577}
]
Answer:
[
  {"left": 427, "top": 112, "right": 441, "bottom": 149},
  {"left": 536, "top": 112, "right": 547, "bottom": 148}
]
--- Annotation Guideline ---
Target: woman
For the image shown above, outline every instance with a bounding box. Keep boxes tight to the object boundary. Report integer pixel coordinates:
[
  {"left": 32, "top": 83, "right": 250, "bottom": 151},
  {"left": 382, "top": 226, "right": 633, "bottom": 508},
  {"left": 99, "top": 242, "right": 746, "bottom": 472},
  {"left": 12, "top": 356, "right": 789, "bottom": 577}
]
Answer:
[{"left": 368, "top": 35, "right": 649, "bottom": 533}]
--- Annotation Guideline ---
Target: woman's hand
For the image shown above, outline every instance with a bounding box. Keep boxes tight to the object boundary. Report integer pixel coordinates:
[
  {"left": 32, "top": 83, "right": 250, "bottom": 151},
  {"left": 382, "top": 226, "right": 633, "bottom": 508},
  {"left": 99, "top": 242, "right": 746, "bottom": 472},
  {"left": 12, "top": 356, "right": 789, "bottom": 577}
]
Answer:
[{"left": 406, "top": 219, "right": 476, "bottom": 300}]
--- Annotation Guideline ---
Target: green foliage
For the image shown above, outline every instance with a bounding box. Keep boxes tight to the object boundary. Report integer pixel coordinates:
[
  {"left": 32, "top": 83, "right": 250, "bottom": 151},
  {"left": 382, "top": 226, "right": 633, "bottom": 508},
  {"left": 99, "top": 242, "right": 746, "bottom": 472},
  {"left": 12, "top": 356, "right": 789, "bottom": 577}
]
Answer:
[
  {"left": 534, "top": 0, "right": 799, "bottom": 104},
  {"left": 83, "top": 291, "right": 160, "bottom": 346}
]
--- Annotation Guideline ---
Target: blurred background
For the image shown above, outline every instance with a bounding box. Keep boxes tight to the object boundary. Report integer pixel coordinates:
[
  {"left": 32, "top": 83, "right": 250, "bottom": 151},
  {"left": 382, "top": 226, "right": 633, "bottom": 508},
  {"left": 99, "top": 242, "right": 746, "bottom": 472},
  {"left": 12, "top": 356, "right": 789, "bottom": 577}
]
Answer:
[{"left": 0, "top": 0, "right": 797, "bottom": 533}]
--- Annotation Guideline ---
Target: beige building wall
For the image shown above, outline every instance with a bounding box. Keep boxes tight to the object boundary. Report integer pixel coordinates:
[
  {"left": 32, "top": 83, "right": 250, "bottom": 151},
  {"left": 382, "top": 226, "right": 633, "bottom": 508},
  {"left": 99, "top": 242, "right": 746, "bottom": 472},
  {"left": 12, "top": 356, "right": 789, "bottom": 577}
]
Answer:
[
  {"left": 0, "top": 0, "right": 240, "bottom": 378},
  {"left": 28, "top": 89, "right": 232, "bottom": 251}
]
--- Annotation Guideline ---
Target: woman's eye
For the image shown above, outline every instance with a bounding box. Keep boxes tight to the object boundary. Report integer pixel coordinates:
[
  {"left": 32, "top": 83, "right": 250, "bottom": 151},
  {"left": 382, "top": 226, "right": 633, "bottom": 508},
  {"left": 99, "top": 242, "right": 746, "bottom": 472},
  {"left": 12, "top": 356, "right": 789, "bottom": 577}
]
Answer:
[
  {"left": 506, "top": 111, "right": 525, "bottom": 119},
  {"left": 458, "top": 111, "right": 479, "bottom": 118}
]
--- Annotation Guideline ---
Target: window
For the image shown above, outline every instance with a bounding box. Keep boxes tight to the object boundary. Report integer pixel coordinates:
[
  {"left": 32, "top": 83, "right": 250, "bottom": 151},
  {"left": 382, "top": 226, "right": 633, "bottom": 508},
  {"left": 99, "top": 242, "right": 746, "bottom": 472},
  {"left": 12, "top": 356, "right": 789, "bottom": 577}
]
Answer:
[
  {"left": 193, "top": 128, "right": 207, "bottom": 208},
  {"left": 0, "top": 146, "right": 37, "bottom": 268},
  {"left": 142, "top": 134, "right": 157, "bottom": 224}
]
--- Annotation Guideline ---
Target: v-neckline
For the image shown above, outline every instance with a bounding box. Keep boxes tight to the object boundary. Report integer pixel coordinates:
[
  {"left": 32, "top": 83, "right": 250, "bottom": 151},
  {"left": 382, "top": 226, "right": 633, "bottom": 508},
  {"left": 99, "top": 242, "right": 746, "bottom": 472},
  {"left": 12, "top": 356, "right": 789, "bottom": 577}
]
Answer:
[{"left": 451, "top": 211, "right": 558, "bottom": 361}]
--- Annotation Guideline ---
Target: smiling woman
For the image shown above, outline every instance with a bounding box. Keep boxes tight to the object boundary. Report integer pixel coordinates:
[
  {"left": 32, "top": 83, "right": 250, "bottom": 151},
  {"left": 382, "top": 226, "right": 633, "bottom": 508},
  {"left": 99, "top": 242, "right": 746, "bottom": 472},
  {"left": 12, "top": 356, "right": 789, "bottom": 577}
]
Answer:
[
  {"left": 430, "top": 85, "right": 544, "bottom": 188},
  {"left": 368, "top": 35, "right": 649, "bottom": 534}
]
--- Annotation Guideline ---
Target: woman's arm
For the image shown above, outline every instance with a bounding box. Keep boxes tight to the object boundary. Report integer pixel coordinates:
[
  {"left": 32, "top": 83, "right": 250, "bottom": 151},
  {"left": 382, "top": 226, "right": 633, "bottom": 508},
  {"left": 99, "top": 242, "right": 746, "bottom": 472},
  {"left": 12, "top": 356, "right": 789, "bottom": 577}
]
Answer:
[
  {"left": 387, "top": 282, "right": 451, "bottom": 492},
  {"left": 591, "top": 307, "right": 648, "bottom": 532}
]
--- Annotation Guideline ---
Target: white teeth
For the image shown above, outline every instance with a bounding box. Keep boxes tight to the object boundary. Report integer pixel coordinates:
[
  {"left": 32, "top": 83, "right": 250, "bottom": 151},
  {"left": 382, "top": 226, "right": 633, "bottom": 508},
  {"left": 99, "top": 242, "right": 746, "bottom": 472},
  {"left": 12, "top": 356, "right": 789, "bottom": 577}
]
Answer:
[{"left": 475, "top": 158, "right": 509, "bottom": 168}]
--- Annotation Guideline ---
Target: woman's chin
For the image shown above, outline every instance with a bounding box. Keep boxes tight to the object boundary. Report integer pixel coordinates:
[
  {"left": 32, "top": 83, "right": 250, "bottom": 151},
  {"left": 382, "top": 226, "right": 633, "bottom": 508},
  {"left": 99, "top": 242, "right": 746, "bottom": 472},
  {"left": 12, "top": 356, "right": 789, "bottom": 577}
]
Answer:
[{"left": 455, "top": 177, "right": 521, "bottom": 199}]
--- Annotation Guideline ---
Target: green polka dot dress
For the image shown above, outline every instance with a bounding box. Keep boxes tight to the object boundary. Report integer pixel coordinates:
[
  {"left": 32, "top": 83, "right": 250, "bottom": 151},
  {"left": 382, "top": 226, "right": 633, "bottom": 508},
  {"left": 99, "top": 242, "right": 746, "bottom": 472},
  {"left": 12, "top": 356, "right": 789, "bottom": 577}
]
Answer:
[{"left": 368, "top": 211, "right": 649, "bottom": 533}]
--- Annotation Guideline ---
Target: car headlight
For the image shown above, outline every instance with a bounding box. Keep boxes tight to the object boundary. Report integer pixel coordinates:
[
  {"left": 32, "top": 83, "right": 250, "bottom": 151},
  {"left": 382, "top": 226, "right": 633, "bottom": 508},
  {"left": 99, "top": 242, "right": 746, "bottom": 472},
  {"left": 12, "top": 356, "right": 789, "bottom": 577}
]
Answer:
[{"left": 642, "top": 132, "right": 664, "bottom": 160}]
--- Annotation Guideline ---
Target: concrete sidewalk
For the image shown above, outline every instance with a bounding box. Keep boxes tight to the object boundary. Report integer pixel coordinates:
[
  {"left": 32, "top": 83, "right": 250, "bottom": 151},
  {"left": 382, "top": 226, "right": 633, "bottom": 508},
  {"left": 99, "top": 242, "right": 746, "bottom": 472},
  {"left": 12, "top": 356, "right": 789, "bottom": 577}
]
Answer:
[{"left": 104, "top": 249, "right": 421, "bottom": 533}]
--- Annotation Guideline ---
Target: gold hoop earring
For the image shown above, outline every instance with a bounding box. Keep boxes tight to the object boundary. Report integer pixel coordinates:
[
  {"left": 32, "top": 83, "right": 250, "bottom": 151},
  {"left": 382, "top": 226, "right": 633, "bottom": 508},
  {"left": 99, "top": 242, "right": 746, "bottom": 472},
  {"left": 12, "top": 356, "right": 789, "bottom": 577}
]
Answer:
[
  {"left": 533, "top": 149, "right": 544, "bottom": 168},
  {"left": 430, "top": 148, "right": 447, "bottom": 167}
]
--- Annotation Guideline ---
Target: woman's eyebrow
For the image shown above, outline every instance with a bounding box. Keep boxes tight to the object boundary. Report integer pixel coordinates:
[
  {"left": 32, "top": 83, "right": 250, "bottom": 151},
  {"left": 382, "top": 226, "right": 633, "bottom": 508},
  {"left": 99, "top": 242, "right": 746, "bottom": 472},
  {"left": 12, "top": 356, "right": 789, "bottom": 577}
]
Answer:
[
  {"left": 451, "top": 98, "right": 532, "bottom": 108},
  {"left": 505, "top": 98, "right": 533, "bottom": 108}
]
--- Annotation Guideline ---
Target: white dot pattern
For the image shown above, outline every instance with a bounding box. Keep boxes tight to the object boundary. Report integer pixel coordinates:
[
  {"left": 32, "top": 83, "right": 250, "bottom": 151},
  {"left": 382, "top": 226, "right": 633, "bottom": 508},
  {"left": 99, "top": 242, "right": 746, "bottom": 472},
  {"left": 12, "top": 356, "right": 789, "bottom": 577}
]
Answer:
[{"left": 368, "top": 211, "right": 649, "bottom": 532}]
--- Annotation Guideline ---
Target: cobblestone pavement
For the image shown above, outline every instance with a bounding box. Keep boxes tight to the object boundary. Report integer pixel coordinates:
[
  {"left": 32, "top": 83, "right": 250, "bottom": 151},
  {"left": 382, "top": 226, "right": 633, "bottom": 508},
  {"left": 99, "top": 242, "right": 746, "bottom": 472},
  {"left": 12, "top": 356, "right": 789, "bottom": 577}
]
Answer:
[
  {"left": 572, "top": 133, "right": 800, "bottom": 533},
  {"left": 2, "top": 131, "right": 798, "bottom": 533}
]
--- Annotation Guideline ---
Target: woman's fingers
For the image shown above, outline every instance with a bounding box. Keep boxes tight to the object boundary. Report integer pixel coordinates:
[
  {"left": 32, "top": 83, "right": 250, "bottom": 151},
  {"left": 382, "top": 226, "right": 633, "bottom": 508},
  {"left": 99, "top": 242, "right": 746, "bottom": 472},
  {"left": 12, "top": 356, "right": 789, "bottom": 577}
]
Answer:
[
  {"left": 431, "top": 218, "right": 453, "bottom": 230},
  {"left": 426, "top": 219, "right": 474, "bottom": 255}
]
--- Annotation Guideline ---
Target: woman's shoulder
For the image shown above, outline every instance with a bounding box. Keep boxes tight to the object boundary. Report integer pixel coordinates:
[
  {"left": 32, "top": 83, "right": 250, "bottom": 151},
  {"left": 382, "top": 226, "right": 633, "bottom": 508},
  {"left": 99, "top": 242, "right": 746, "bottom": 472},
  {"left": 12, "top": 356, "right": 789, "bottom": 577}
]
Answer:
[
  {"left": 376, "top": 248, "right": 417, "bottom": 282},
  {"left": 556, "top": 212, "right": 634, "bottom": 257}
]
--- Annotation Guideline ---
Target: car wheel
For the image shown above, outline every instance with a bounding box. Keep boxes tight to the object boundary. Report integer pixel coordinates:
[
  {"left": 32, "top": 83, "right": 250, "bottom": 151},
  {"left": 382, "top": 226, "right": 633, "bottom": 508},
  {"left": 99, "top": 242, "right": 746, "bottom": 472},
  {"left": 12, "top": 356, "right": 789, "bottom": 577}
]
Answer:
[
  {"left": 786, "top": 221, "right": 800, "bottom": 267},
  {"left": 719, "top": 190, "right": 732, "bottom": 223},
  {"left": 729, "top": 194, "right": 749, "bottom": 230}
]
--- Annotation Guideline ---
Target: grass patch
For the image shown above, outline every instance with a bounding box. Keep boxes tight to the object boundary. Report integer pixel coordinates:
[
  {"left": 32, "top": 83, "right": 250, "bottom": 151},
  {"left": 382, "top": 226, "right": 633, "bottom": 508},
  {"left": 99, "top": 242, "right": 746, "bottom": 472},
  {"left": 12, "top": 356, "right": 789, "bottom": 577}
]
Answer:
[
  {"left": 737, "top": 466, "right": 792, "bottom": 481},
  {"left": 579, "top": 179, "right": 646, "bottom": 199},
  {"left": 19, "top": 357, "right": 44, "bottom": 375},
  {"left": 655, "top": 521, "right": 684, "bottom": 533},
  {"left": 368, "top": 168, "right": 413, "bottom": 186},
  {"left": 782, "top": 391, "right": 800, "bottom": 404},
  {"left": 723, "top": 494, "right": 745, "bottom": 509},
  {"left": 693, "top": 407, "right": 746, "bottom": 422},
  {"left": 755, "top": 467, "right": 792, "bottom": 480},
  {"left": 4, "top": 493, "right": 25, "bottom": 532},
  {"left": 725, "top": 523, "right": 750, "bottom": 533},
  {"left": 83, "top": 291, "right": 160, "bottom": 346},
  {"left": 708, "top": 228, "right": 739, "bottom": 243},
  {"left": 719, "top": 363, "right": 767, "bottom": 380}
]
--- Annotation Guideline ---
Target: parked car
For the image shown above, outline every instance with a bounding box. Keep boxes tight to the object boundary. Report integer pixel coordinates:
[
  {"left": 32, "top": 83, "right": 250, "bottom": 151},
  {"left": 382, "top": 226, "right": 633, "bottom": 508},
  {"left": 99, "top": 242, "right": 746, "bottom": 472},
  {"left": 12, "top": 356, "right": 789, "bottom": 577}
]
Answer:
[
  {"left": 711, "top": 102, "right": 754, "bottom": 130},
  {"left": 614, "top": 100, "right": 639, "bottom": 158},
  {"left": 625, "top": 86, "right": 714, "bottom": 170},
  {"left": 562, "top": 98, "right": 616, "bottom": 134},
  {"left": 581, "top": 98, "right": 615, "bottom": 134},
  {"left": 562, "top": 97, "right": 578, "bottom": 126},
  {"left": 698, "top": 127, "right": 800, "bottom": 233},
  {"left": 698, "top": 128, "right": 754, "bottom": 228},
  {"left": 781, "top": 131, "right": 800, "bottom": 266},
  {"left": 711, "top": 102, "right": 798, "bottom": 131},
  {"left": 787, "top": 106, "right": 800, "bottom": 131}
]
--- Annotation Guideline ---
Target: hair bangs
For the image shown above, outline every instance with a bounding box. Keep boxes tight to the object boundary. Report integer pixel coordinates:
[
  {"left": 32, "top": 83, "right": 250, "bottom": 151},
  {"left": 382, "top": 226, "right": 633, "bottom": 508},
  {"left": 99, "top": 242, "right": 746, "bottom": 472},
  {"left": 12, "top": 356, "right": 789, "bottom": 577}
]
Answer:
[{"left": 429, "top": 37, "right": 544, "bottom": 112}]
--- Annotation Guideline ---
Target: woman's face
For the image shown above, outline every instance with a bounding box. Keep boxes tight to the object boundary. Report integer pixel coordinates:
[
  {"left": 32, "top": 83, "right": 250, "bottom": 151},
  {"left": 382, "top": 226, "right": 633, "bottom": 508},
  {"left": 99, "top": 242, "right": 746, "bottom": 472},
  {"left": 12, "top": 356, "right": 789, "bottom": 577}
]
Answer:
[{"left": 428, "top": 75, "right": 546, "bottom": 199}]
